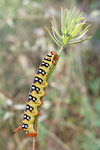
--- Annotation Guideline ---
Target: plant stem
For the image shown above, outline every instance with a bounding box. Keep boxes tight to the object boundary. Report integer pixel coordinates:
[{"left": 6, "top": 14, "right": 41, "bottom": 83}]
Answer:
[
  {"left": 47, "top": 44, "right": 65, "bottom": 80},
  {"left": 33, "top": 117, "right": 38, "bottom": 150},
  {"left": 32, "top": 44, "right": 65, "bottom": 150},
  {"left": 33, "top": 137, "right": 36, "bottom": 150}
]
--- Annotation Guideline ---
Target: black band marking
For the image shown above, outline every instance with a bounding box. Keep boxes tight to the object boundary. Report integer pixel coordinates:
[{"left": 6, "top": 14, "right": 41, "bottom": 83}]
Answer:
[
  {"left": 41, "top": 61, "right": 50, "bottom": 68},
  {"left": 27, "top": 95, "right": 37, "bottom": 102},
  {"left": 22, "top": 123, "right": 28, "bottom": 129},
  {"left": 44, "top": 57, "right": 51, "bottom": 62},
  {"left": 23, "top": 114, "right": 31, "bottom": 121},
  {"left": 47, "top": 54, "right": 52, "bottom": 57},
  {"left": 33, "top": 76, "right": 43, "bottom": 84},
  {"left": 30, "top": 85, "right": 40, "bottom": 93},
  {"left": 51, "top": 51, "right": 53, "bottom": 55},
  {"left": 25, "top": 104, "right": 34, "bottom": 112},
  {"left": 37, "top": 68, "right": 46, "bottom": 76}
]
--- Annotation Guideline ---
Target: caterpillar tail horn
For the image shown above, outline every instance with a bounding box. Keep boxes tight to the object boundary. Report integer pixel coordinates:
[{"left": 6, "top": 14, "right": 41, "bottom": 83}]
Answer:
[{"left": 12, "top": 126, "right": 22, "bottom": 135}]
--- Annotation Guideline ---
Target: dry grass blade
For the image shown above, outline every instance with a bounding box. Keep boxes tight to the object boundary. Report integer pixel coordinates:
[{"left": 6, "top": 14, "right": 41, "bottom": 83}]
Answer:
[{"left": 47, "top": 130, "right": 72, "bottom": 150}]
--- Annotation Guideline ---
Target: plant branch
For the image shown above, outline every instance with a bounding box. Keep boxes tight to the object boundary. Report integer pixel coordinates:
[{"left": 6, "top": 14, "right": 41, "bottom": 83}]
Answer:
[
  {"left": 33, "top": 137, "right": 36, "bottom": 150},
  {"left": 32, "top": 7, "right": 91, "bottom": 150},
  {"left": 47, "top": 44, "right": 65, "bottom": 80},
  {"left": 33, "top": 115, "right": 38, "bottom": 150}
]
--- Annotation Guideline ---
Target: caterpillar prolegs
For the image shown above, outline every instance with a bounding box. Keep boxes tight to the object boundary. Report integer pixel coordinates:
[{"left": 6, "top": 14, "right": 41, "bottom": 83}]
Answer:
[{"left": 13, "top": 51, "right": 58, "bottom": 137}]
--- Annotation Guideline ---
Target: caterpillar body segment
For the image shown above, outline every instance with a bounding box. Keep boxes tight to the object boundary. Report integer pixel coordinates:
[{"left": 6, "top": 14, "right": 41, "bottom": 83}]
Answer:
[
  {"left": 28, "top": 93, "right": 42, "bottom": 106},
  {"left": 13, "top": 51, "right": 58, "bottom": 137},
  {"left": 23, "top": 115, "right": 35, "bottom": 126},
  {"left": 33, "top": 75, "right": 49, "bottom": 88},
  {"left": 25, "top": 102, "right": 38, "bottom": 116}
]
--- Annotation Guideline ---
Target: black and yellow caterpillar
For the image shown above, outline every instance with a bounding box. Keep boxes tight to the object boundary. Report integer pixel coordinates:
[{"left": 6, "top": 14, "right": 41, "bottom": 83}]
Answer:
[{"left": 13, "top": 51, "right": 58, "bottom": 137}]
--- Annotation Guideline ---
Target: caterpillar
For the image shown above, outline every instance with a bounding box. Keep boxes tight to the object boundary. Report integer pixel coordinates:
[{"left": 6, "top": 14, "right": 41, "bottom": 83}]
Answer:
[{"left": 12, "top": 51, "right": 58, "bottom": 137}]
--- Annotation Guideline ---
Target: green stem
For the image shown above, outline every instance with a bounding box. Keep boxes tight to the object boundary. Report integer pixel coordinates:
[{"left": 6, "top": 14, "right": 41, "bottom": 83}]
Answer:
[
  {"left": 58, "top": 44, "right": 65, "bottom": 59},
  {"left": 34, "top": 44, "right": 65, "bottom": 143},
  {"left": 47, "top": 44, "right": 65, "bottom": 80}
]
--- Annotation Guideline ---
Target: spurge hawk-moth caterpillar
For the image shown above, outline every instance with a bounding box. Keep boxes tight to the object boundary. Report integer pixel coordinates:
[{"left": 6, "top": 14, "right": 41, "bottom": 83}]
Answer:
[{"left": 12, "top": 51, "right": 58, "bottom": 137}]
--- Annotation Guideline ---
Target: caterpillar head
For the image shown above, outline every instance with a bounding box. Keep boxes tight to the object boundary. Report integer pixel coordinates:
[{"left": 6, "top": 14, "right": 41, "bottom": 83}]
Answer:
[{"left": 52, "top": 51, "right": 58, "bottom": 61}]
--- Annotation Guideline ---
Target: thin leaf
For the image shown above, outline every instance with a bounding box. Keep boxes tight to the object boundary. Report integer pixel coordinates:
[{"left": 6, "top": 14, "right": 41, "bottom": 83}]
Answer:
[
  {"left": 77, "top": 30, "right": 88, "bottom": 40},
  {"left": 45, "top": 27, "right": 61, "bottom": 47},
  {"left": 62, "top": 9, "right": 67, "bottom": 34},
  {"left": 72, "top": 24, "right": 91, "bottom": 39},
  {"left": 66, "top": 9, "right": 70, "bottom": 33},
  {"left": 68, "top": 8, "right": 76, "bottom": 26},
  {"left": 79, "top": 24, "right": 91, "bottom": 36},
  {"left": 67, "top": 7, "right": 76, "bottom": 33},
  {"left": 52, "top": 22, "right": 62, "bottom": 44},
  {"left": 69, "top": 12, "right": 84, "bottom": 35},
  {"left": 52, "top": 17, "right": 62, "bottom": 39},
  {"left": 76, "top": 12, "right": 83, "bottom": 24},
  {"left": 68, "top": 10, "right": 80, "bottom": 34},
  {"left": 61, "top": 7, "right": 63, "bottom": 33},
  {"left": 71, "top": 21, "right": 86, "bottom": 37},
  {"left": 66, "top": 36, "right": 92, "bottom": 45},
  {"left": 69, "top": 16, "right": 85, "bottom": 35}
]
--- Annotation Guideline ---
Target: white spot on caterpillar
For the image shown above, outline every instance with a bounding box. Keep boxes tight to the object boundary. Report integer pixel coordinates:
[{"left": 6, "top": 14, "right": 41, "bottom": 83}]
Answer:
[
  {"left": 29, "top": 96, "right": 32, "bottom": 99},
  {"left": 32, "top": 86, "right": 35, "bottom": 89},
  {"left": 22, "top": 124, "right": 24, "bottom": 128},
  {"left": 30, "top": 107, "right": 32, "bottom": 111},
  {"left": 35, "top": 77, "right": 38, "bottom": 80},
  {"left": 24, "top": 114, "right": 26, "bottom": 118},
  {"left": 25, "top": 125, "right": 28, "bottom": 128},
  {"left": 33, "top": 97, "right": 36, "bottom": 101},
  {"left": 27, "top": 116, "right": 30, "bottom": 120},
  {"left": 25, "top": 131, "right": 28, "bottom": 134},
  {"left": 46, "top": 64, "right": 49, "bottom": 67},
  {"left": 26, "top": 105, "right": 29, "bottom": 108},
  {"left": 39, "top": 79, "right": 42, "bottom": 83}
]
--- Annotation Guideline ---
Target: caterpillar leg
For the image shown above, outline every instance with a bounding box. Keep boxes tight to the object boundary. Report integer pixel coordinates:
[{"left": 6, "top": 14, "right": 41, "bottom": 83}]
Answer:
[
  {"left": 53, "top": 61, "right": 56, "bottom": 65},
  {"left": 12, "top": 126, "right": 22, "bottom": 135},
  {"left": 35, "top": 99, "right": 43, "bottom": 106},
  {"left": 37, "top": 112, "right": 40, "bottom": 116},
  {"left": 40, "top": 100, "right": 43, "bottom": 106},
  {"left": 44, "top": 92, "right": 46, "bottom": 96}
]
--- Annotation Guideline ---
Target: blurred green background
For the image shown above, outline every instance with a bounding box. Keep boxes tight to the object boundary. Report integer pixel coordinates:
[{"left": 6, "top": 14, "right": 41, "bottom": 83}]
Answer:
[{"left": 0, "top": 0, "right": 100, "bottom": 150}]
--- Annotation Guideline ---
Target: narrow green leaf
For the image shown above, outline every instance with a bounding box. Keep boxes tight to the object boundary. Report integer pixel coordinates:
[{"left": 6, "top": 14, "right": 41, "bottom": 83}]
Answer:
[
  {"left": 80, "top": 24, "right": 91, "bottom": 35},
  {"left": 69, "top": 17, "right": 85, "bottom": 35},
  {"left": 72, "top": 24, "right": 91, "bottom": 39},
  {"left": 66, "top": 9, "right": 70, "bottom": 33},
  {"left": 66, "top": 36, "right": 92, "bottom": 45},
  {"left": 77, "top": 29, "right": 88, "bottom": 40},
  {"left": 62, "top": 10, "right": 67, "bottom": 34},
  {"left": 69, "top": 7, "right": 76, "bottom": 25},
  {"left": 52, "top": 17, "right": 62, "bottom": 39},
  {"left": 76, "top": 12, "right": 83, "bottom": 23},
  {"left": 45, "top": 27, "right": 61, "bottom": 47},
  {"left": 71, "top": 22, "right": 86, "bottom": 37},
  {"left": 52, "top": 22, "right": 62, "bottom": 44},
  {"left": 68, "top": 10, "right": 80, "bottom": 34},
  {"left": 67, "top": 7, "right": 76, "bottom": 33},
  {"left": 61, "top": 7, "right": 63, "bottom": 33}
]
